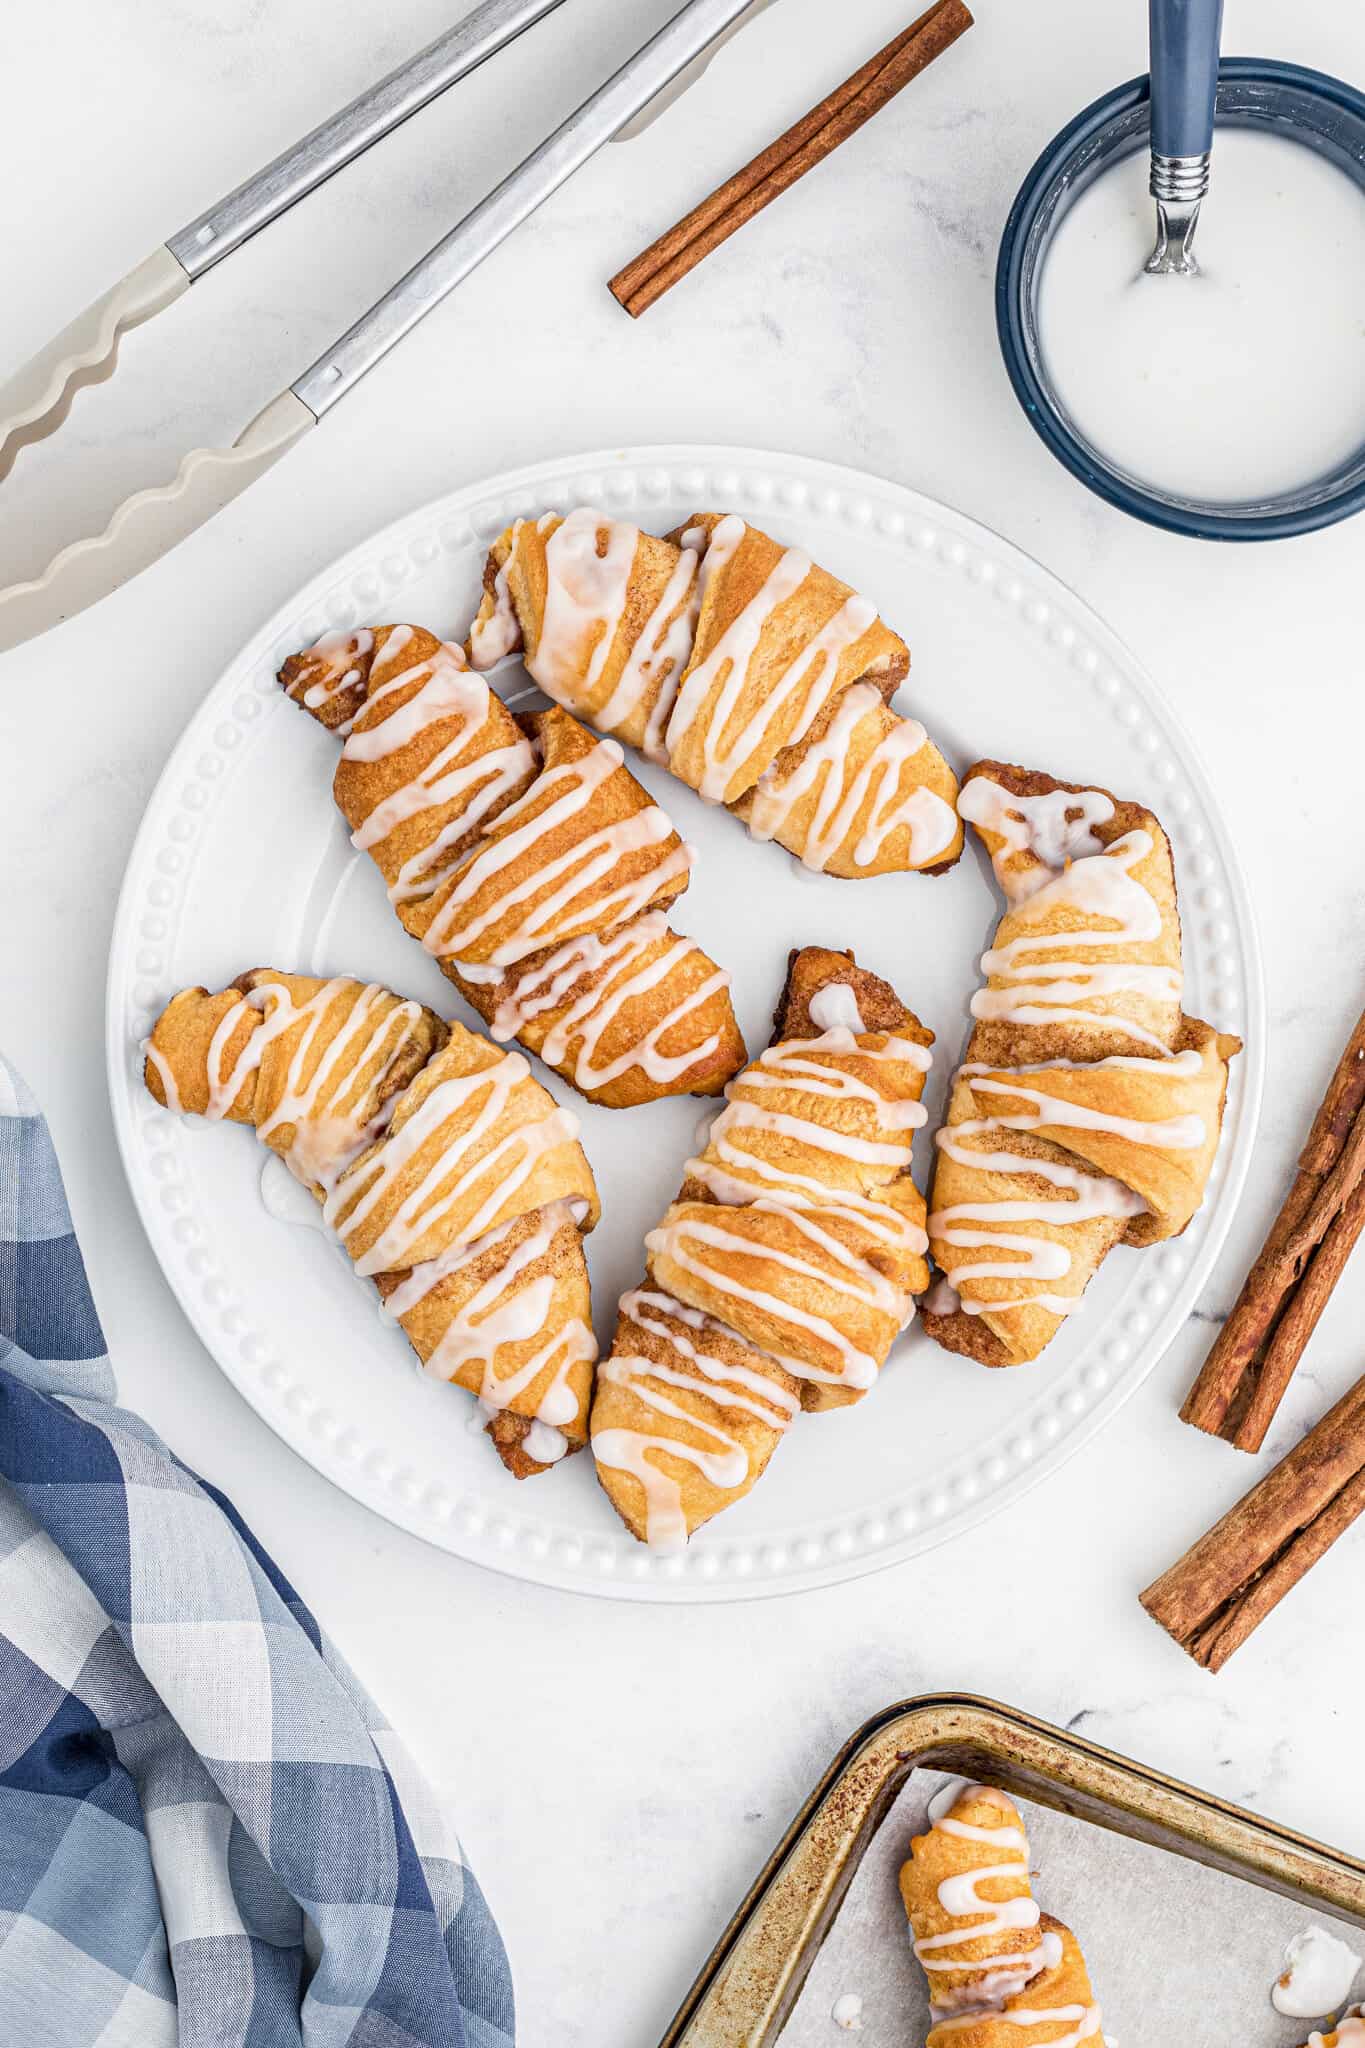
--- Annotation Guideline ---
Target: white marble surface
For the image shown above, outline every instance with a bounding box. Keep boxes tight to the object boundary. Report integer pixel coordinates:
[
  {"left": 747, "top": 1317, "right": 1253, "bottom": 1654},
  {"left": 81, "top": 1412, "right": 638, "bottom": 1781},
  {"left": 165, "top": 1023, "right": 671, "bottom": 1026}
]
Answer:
[{"left": 2, "top": 1, "right": 1363, "bottom": 2042}]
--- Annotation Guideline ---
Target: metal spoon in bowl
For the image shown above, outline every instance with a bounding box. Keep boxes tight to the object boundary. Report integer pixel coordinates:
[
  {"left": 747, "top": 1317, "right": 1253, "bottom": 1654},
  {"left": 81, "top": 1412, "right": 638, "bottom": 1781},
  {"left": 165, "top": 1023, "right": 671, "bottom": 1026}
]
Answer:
[{"left": 1145, "top": 0, "right": 1225, "bottom": 274}]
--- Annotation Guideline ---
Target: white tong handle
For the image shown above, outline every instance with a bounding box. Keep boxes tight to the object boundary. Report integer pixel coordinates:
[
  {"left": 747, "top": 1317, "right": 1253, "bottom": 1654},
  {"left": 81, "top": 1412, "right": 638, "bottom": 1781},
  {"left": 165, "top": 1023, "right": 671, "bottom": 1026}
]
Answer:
[
  {"left": 0, "top": 247, "right": 188, "bottom": 483},
  {"left": 0, "top": 393, "right": 313, "bottom": 653},
  {"left": 0, "top": 0, "right": 762, "bottom": 654}
]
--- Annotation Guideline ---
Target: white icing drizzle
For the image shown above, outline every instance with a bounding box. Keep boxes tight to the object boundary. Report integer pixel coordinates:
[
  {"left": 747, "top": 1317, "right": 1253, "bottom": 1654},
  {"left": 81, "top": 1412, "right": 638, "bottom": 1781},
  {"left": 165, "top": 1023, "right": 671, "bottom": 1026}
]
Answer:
[
  {"left": 913, "top": 1784, "right": 1056, "bottom": 2026},
  {"left": 522, "top": 1419, "right": 570, "bottom": 1465},
  {"left": 914, "top": 1784, "right": 1102, "bottom": 2041},
  {"left": 286, "top": 627, "right": 376, "bottom": 717},
  {"left": 922, "top": 1274, "right": 962, "bottom": 1317},
  {"left": 958, "top": 775, "right": 1181, "bottom": 1053},
  {"left": 470, "top": 909, "right": 729, "bottom": 1095},
  {"left": 746, "top": 680, "right": 957, "bottom": 872},
  {"left": 419, "top": 736, "right": 690, "bottom": 969},
  {"left": 935, "top": 775, "right": 1209, "bottom": 1328},
  {"left": 315, "top": 621, "right": 721, "bottom": 1100},
  {"left": 381, "top": 1200, "right": 594, "bottom": 1426},
  {"left": 152, "top": 975, "right": 598, "bottom": 1448},
  {"left": 184, "top": 978, "right": 423, "bottom": 1194},
  {"left": 599, "top": 544, "right": 702, "bottom": 761},
  {"left": 652, "top": 1028, "right": 932, "bottom": 1390},
  {"left": 664, "top": 521, "right": 875, "bottom": 802},
  {"left": 596, "top": 1012, "right": 930, "bottom": 1545},
  {"left": 143, "top": 1039, "right": 183, "bottom": 1113},
  {"left": 930, "top": 1053, "right": 1206, "bottom": 1318},
  {"left": 688, "top": 1031, "right": 931, "bottom": 1277},
  {"left": 469, "top": 514, "right": 948, "bottom": 888},
  {"left": 326, "top": 1046, "right": 579, "bottom": 1277},
  {"left": 523, "top": 509, "right": 640, "bottom": 705},
  {"left": 808, "top": 983, "right": 866, "bottom": 1034},
  {"left": 971, "top": 826, "right": 1180, "bottom": 1054},
  {"left": 468, "top": 553, "right": 523, "bottom": 668},
  {"left": 471, "top": 514, "right": 706, "bottom": 768},
  {"left": 932, "top": 1996, "right": 1100, "bottom": 2043},
  {"left": 1273, "top": 1928, "right": 1363, "bottom": 2022},
  {"left": 327, "top": 637, "right": 539, "bottom": 909},
  {"left": 958, "top": 776, "right": 1116, "bottom": 905},
  {"left": 592, "top": 1286, "right": 799, "bottom": 1550}
]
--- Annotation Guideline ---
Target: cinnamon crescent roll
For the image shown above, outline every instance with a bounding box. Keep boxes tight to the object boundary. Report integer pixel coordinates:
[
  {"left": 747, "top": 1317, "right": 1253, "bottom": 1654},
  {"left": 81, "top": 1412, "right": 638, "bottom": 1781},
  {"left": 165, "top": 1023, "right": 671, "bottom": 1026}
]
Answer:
[
  {"left": 923, "top": 762, "right": 1241, "bottom": 1368},
  {"left": 901, "top": 1781, "right": 1106, "bottom": 2044},
  {"left": 926, "top": 1919, "right": 1105, "bottom": 2046},
  {"left": 142, "top": 971, "right": 600, "bottom": 1477},
  {"left": 590, "top": 945, "right": 933, "bottom": 1548},
  {"left": 466, "top": 508, "right": 963, "bottom": 878},
  {"left": 278, "top": 624, "right": 744, "bottom": 1109},
  {"left": 1301, "top": 2019, "right": 1365, "bottom": 2048}
]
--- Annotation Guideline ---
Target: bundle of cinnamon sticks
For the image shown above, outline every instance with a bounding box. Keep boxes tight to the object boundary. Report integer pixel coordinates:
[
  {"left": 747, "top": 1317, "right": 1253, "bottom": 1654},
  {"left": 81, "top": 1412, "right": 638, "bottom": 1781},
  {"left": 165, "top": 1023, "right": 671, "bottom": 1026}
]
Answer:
[{"left": 1143, "top": 1005, "right": 1365, "bottom": 1670}]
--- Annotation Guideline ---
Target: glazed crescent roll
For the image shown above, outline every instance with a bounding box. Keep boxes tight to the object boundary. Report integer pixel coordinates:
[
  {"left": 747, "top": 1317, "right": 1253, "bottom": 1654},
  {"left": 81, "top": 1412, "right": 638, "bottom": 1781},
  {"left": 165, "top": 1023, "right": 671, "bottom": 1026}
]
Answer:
[
  {"left": 926, "top": 1918, "right": 1106, "bottom": 2046},
  {"left": 900, "top": 1783, "right": 1048, "bottom": 2019},
  {"left": 590, "top": 946, "right": 932, "bottom": 1548},
  {"left": 278, "top": 624, "right": 745, "bottom": 1109},
  {"left": 901, "top": 1782, "right": 1107, "bottom": 2044},
  {"left": 466, "top": 508, "right": 963, "bottom": 878},
  {"left": 923, "top": 762, "right": 1241, "bottom": 1368},
  {"left": 1300, "top": 2018, "right": 1365, "bottom": 2047},
  {"left": 143, "top": 971, "right": 600, "bottom": 1477}
]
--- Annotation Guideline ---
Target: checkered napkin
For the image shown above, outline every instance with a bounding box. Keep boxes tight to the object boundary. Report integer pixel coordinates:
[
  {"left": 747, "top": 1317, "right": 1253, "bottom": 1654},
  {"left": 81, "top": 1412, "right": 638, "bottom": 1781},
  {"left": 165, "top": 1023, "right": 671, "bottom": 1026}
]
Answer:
[{"left": 0, "top": 1056, "right": 515, "bottom": 2048}]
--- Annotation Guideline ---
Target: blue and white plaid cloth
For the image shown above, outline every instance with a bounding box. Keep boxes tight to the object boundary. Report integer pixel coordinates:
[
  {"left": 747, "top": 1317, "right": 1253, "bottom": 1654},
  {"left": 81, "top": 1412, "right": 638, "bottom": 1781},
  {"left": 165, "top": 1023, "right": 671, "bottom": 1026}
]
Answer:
[{"left": 0, "top": 1057, "right": 515, "bottom": 2047}]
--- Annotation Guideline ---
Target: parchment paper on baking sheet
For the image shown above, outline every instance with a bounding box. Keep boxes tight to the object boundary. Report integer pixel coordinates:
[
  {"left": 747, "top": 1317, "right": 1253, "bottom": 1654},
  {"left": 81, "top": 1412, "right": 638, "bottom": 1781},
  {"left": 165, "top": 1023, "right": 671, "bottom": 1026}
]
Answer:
[{"left": 780, "top": 1773, "right": 1360, "bottom": 2044}]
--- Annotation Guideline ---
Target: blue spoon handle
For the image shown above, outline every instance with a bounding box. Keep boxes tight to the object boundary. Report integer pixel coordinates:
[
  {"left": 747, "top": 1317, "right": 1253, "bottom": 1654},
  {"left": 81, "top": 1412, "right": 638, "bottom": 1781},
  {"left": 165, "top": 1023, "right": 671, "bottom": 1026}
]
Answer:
[{"left": 1149, "top": 0, "right": 1224, "bottom": 160}]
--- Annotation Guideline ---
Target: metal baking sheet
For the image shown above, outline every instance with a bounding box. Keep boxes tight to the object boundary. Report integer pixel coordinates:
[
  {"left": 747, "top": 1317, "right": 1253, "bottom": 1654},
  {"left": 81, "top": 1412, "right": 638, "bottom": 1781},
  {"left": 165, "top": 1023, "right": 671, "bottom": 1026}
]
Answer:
[
  {"left": 782, "top": 1775, "right": 1359, "bottom": 2044},
  {"left": 661, "top": 1696, "right": 1365, "bottom": 2046}
]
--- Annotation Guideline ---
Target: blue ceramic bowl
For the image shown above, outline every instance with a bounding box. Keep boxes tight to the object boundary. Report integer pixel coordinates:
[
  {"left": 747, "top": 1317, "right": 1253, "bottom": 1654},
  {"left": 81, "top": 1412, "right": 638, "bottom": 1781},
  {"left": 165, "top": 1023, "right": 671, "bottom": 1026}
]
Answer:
[{"left": 996, "top": 60, "right": 1365, "bottom": 540}]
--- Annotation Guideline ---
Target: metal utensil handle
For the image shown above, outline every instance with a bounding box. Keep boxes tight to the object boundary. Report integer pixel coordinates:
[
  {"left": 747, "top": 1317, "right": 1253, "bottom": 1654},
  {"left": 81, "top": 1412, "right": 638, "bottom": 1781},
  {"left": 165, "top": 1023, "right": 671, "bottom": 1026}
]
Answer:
[
  {"left": 166, "top": 0, "right": 571, "bottom": 281},
  {"left": 292, "top": 0, "right": 758, "bottom": 418},
  {"left": 1148, "top": 0, "right": 1224, "bottom": 168}
]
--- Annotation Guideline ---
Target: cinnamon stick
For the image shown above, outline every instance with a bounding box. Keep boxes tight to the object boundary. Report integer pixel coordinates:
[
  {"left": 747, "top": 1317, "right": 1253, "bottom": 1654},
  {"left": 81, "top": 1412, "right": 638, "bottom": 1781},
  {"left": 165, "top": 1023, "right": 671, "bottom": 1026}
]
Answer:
[
  {"left": 609, "top": 0, "right": 975, "bottom": 319},
  {"left": 1142, "top": 1372, "right": 1365, "bottom": 1671},
  {"left": 1181, "top": 1004, "right": 1365, "bottom": 1451}
]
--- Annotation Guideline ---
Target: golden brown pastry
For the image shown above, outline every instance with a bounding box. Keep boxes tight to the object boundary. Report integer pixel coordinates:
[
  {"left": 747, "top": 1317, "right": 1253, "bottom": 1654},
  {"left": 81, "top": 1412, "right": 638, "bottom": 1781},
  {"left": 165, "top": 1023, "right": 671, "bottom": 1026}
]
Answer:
[
  {"left": 925, "top": 1919, "right": 1105, "bottom": 2045},
  {"left": 1300, "top": 2018, "right": 1365, "bottom": 2047},
  {"left": 142, "top": 970, "right": 600, "bottom": 1476},
  {"left": 901, "top": 1781, "right": 1106, "bottom": 2043},
  {"left": 590, "top": 946, "right": 932, "bottom": 1547},
  {"left": 466, "top": 508, "right": 963, "bottom": 878},
  {"left": 922, "top": 761, "right": 1241, "bottom": 1368},
  {"left": 278, "top": 624, "right": 744, "bottom": 1109}
]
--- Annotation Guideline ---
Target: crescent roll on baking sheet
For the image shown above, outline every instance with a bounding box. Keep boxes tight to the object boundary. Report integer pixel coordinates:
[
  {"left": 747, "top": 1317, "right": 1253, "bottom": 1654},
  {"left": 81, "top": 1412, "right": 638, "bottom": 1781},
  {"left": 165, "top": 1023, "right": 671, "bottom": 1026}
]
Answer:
[
  {"left": 590, "top": 945, "right": 933, "bottom": 1549},
  {"left": 465, "top": 508, "right": 963, "bottom": 878},
  {"left": 143, "top": 971, "right": 600, "bottom": 1477},
  {"left": 901, "top": 1781, "right": 1106, "bottom": 2044},
  {"left": 922, "top": 761, "right": 1241, "bottom": 1369},
  {"left": 925, "top": 1920, "right": 1105, "bottom": 2046},
  {"left": 278, "top": 624, "right": 745, "bottom": 1109},
  {"left": 1299, "top": 2018, "right": 1365, "bottom": 2047}
]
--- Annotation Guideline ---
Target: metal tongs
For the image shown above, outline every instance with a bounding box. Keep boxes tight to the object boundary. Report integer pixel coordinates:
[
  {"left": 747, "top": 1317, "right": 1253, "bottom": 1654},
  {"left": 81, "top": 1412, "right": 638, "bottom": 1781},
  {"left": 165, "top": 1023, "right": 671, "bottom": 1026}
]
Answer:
[{"left": 0, "top": 0, "right": 762, "bottom": 655}]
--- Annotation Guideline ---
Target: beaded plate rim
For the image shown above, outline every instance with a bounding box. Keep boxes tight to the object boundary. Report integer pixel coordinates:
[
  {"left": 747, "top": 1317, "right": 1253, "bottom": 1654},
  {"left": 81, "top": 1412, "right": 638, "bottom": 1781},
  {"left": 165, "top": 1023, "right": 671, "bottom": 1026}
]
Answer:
[{"left": 105, "top": 444, "right": 1265, "bottom": 1602}]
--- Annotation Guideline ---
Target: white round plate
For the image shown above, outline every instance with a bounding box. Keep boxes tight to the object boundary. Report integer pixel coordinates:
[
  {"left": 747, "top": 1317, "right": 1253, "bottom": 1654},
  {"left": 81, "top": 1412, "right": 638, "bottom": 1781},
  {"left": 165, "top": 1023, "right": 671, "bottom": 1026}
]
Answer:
[{"left": 108, "top": 446, "right": 1263, "bottom": 1601}]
